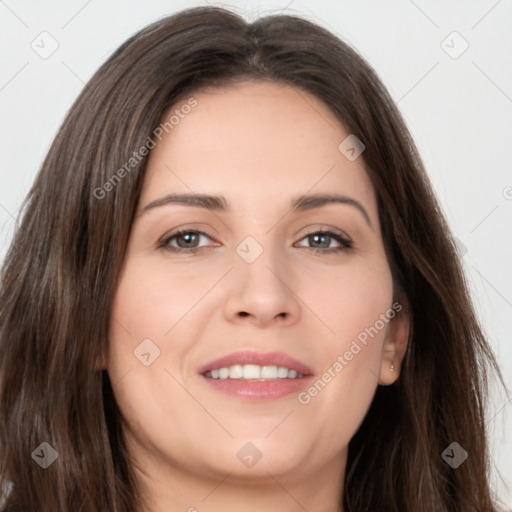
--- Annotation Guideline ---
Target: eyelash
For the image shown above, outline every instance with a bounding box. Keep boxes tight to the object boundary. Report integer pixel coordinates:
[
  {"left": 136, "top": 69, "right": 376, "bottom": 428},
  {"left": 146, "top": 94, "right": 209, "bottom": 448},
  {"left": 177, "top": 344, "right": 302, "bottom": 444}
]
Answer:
[{"left": 157, "top": 228, "right": 353, "bottom": 255}]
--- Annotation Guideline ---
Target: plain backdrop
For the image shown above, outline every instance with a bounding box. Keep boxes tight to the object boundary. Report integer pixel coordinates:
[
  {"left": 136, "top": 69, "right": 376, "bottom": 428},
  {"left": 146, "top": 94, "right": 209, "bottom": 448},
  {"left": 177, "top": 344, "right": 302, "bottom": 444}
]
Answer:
[{"left": 1, "top": 0, "right": 511, "bottom": 507}]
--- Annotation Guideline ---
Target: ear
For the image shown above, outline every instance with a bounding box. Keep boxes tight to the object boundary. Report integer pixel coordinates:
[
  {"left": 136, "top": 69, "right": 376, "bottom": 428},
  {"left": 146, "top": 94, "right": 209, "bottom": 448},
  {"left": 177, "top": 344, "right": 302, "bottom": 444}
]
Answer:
[{"left": 378, "top": 303, "right": 409, "bottom": 385}]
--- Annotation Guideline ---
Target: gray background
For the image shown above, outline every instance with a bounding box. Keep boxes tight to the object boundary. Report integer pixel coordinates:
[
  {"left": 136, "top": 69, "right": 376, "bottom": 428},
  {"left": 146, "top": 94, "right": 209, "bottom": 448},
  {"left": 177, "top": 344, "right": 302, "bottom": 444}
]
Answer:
[{"left": 1, "top": 0, "right": 511, "bottom": 507}]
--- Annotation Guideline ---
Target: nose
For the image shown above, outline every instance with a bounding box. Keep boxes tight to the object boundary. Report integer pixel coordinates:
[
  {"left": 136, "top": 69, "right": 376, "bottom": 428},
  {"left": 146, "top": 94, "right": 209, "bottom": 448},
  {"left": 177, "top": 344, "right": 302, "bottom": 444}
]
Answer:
[{"left": 223, "top": 247, "right": 301, "bottom": 328}]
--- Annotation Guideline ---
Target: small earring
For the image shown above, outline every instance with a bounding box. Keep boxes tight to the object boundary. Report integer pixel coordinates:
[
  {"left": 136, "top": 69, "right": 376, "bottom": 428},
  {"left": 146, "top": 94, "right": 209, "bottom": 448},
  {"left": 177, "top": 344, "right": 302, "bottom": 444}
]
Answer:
[{"left": 390, "top": 363, "right": 395, "bottom": 372}]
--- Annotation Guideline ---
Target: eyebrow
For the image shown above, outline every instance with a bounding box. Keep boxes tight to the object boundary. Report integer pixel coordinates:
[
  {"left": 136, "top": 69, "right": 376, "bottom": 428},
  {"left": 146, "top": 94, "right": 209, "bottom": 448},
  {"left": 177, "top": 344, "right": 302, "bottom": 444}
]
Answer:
[{"left": 138, "top": 192, "right": 373, "bottom": 229}]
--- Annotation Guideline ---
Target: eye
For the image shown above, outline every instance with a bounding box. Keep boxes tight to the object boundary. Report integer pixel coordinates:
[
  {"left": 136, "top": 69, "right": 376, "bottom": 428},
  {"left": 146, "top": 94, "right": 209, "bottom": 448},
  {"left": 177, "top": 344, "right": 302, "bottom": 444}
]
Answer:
[
  {"left": 157, "top": 229, "right": 215, "bottom": 253},
  {"left": 295, "top": 230, "right": 353, "bottom": 253}
]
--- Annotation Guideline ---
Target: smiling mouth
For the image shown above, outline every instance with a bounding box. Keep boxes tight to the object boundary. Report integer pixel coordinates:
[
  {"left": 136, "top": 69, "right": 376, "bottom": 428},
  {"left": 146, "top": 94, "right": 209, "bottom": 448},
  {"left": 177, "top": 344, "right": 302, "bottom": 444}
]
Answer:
[
  {"left": 203, "top": 364, "right": 304, "bottom": 380},
  {"left": 198, "top": 350, "right": 314, "bottom": 400}
]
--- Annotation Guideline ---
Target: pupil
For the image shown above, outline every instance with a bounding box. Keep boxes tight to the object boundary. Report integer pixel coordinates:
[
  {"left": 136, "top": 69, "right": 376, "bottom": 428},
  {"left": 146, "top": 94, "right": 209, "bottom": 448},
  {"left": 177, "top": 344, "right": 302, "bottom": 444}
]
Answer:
[
  {"left": 179, "top": 232, "right": 198, "bottom": 248},
  {"left": 311, "top": 234, "right": 329, "bottom": 248}
]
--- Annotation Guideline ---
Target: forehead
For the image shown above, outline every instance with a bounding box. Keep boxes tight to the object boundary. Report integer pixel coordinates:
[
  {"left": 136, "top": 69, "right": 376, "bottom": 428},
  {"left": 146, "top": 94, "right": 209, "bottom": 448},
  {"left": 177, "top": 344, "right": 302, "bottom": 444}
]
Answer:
[{"left": 140, "top": 80, "right": 376, "bottom": 215}]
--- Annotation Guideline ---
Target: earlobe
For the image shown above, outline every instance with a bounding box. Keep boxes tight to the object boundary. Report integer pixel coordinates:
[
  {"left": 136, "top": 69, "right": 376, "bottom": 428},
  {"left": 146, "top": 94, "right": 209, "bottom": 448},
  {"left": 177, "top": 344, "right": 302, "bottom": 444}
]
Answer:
[{"left": 378, "top": 357, "right": 402, "bottom": 385}]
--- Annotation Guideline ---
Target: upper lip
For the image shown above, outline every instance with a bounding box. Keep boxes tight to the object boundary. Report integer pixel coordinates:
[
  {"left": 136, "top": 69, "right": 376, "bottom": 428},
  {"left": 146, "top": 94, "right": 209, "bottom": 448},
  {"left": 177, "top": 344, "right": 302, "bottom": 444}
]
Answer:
[{"left": 198, "top": 350, "right": 314, "bottom": 376}]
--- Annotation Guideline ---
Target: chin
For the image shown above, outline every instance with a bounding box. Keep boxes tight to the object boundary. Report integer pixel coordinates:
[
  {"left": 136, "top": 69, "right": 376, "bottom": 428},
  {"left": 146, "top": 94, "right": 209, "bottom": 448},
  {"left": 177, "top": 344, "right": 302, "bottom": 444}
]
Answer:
[{"left": 203, "top": 434, "right": 310, "bottom": 478}]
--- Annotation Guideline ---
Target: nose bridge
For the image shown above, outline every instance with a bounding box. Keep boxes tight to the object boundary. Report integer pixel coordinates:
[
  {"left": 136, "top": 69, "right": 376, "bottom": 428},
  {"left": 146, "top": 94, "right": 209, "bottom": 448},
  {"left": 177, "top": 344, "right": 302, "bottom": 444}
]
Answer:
[
  {"left": 224, "top": 231, "right": 301, "bottom": 326},
  {"left": 231, "top": 202, "right": 283, "bottom": 272},
  {"left": 236, "top": 232, "right": 290, "bottom": 296}
]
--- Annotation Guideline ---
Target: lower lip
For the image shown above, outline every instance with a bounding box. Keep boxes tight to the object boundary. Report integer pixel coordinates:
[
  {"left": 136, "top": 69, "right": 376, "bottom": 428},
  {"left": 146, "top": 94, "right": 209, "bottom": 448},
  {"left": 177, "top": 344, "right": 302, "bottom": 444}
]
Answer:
[{"left": 201, "top": 375, "right": 314, "bottom": 401}]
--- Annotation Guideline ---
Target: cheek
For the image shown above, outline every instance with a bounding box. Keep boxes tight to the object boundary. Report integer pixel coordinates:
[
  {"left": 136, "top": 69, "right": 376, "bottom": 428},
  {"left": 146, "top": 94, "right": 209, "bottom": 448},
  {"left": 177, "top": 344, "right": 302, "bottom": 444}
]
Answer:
[
  {"left": 109, "top": 258, "right": 209, "bottom": 345},
  {"left": 294, "top": 257, "right": 393, "bottom": 432},
  {"left": 106, "top": 256, "right": 222, "bottom": 395},
  {"left": 106, "top": 261, "right": 206, "bottom": 450},
  {"left": 298, "top": 253, "right": 394, "bottom": 345},
  {"left": 107, "top": 261, "right": 174, "bottom": 382}
]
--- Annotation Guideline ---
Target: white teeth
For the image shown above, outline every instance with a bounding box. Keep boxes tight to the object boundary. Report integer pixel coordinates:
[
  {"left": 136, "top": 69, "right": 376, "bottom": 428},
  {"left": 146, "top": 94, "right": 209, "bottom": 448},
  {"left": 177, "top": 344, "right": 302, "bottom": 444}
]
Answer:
[
  {"left": 205, "top": 364, "right": 304, "bottom": 380},
  {"left": 243, "top": 364, "right": 261, "bottom": 379},
  {"left": 218, "top": 367, "right": 230, "bottom": 379},
  {"left": 229, "top": 364, "right": 243, "bottom": 379},
  {"left": 261, "top": 365, "right": 278, "bottom": 379},
  {"left": 277, "top": 366, "right": 289, "bottom": 378}
]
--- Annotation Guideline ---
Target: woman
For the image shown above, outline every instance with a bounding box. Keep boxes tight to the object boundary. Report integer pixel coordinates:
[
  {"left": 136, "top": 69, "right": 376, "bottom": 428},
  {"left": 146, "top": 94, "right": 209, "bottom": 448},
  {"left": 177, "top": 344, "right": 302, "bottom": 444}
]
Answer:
[{"left": 0, "top": 6, "right": 505, "bottom": 511}]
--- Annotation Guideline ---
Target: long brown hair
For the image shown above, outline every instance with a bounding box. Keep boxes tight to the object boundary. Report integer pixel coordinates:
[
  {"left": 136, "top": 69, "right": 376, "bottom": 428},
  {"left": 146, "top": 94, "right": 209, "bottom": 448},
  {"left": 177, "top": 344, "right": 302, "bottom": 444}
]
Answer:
[{"left": 0, "top": 6, "right": 505, "bottom": 511}]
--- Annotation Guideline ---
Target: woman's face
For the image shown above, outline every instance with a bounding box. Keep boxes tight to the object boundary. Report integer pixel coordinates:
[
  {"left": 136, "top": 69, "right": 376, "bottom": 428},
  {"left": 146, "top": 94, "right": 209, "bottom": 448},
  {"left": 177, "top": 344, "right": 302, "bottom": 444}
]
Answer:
[{"left": 107, "top": 81, "right": 408, "bottom": 488}]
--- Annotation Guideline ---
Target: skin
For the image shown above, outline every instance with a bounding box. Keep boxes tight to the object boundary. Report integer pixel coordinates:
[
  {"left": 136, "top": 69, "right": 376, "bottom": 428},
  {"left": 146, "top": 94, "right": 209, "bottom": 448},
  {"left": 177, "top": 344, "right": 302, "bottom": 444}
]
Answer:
[{"left": 105, "top": 80, "right": 409, "bottom": 512}]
